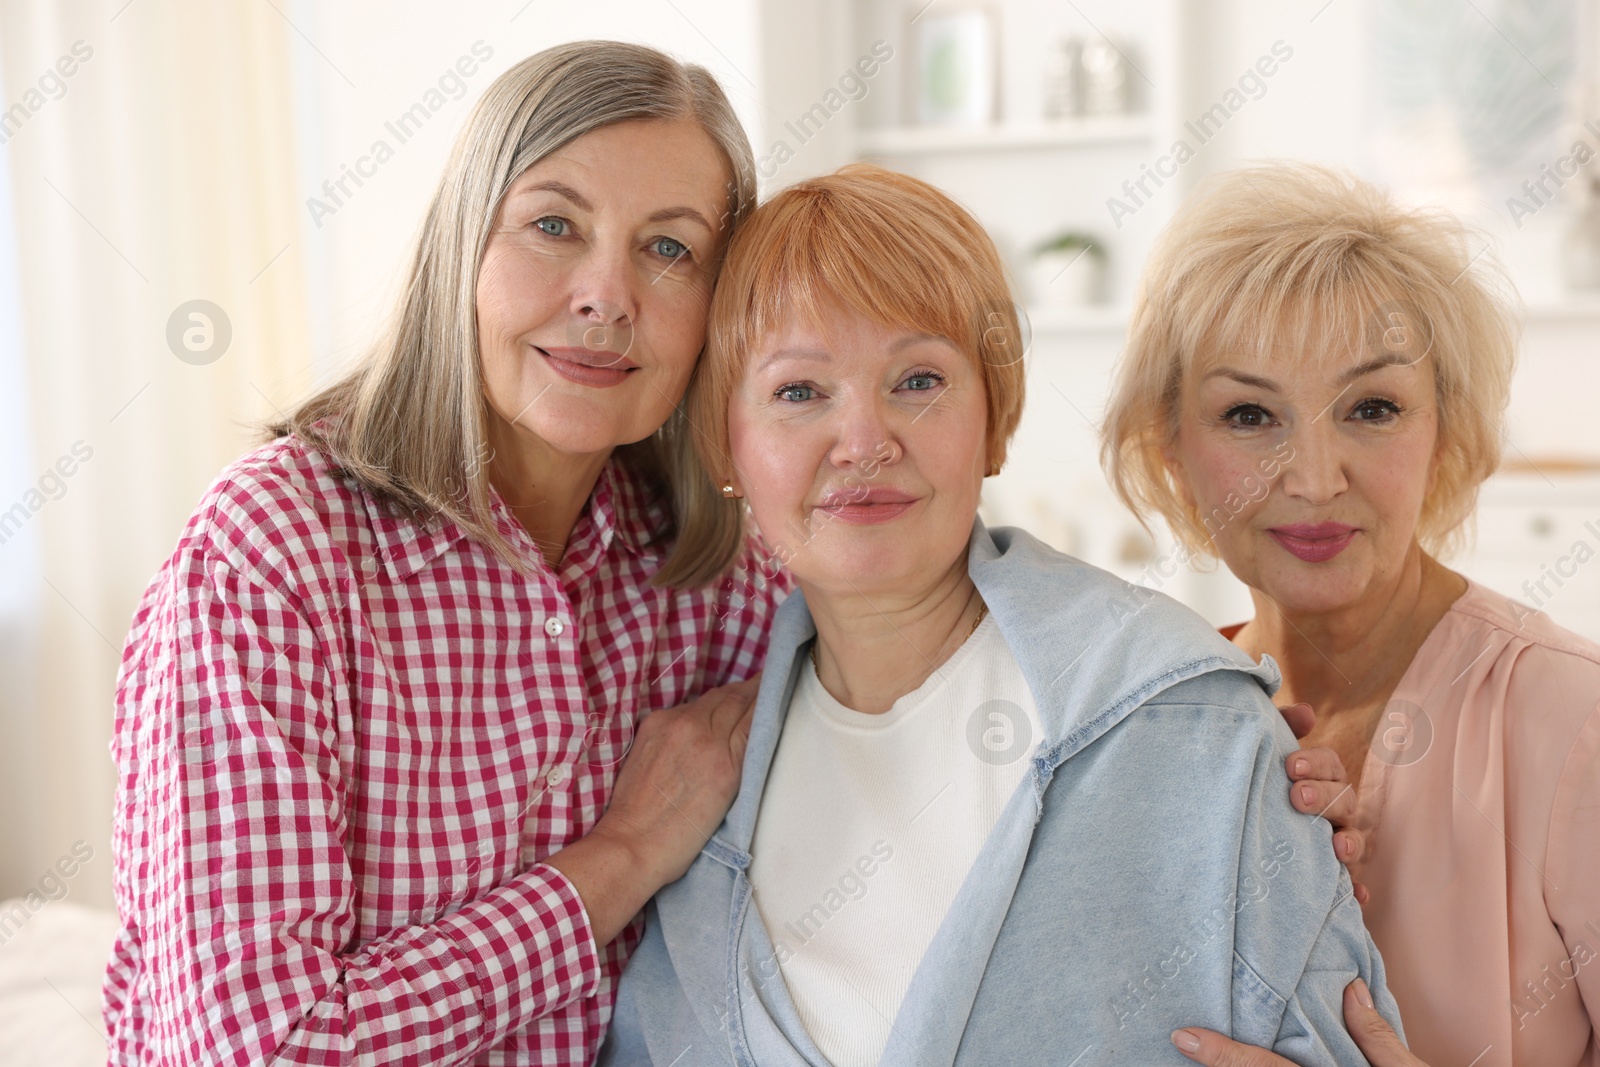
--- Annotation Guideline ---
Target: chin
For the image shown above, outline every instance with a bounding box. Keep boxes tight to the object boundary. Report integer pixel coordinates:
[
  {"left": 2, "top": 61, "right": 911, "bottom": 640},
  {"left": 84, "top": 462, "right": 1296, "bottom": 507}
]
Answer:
[
  {"left": 503, "top": 394, "right": 661, "bottom": 453},
  {"left": 794, "top": 527, "right": 960, "bottom": 597},
  {"left": 1252, "top": 563, "right": 1373, "bottom": 616}
]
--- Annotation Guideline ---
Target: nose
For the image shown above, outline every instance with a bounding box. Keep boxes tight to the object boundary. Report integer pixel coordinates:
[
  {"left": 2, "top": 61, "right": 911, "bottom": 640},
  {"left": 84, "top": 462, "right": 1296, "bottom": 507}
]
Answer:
[
  {"left": 568, "top": 243, "right": 637, "bottom": 352},
  {"left": 827, "top": 392, "right": 902, "bottom": 472},
  {"left": 1277, "top": 419, "right": 1347, "bottom": 505}
]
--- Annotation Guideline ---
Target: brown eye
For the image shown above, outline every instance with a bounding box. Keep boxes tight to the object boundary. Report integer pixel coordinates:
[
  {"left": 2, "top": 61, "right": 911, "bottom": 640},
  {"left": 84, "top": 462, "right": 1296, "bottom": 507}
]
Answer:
[
  {"left": 1351, "top": 399, "right": 1402, "bottom": 422},
  {"left": 1224, "top": 403, "right": 1271, "bottom": 427}
]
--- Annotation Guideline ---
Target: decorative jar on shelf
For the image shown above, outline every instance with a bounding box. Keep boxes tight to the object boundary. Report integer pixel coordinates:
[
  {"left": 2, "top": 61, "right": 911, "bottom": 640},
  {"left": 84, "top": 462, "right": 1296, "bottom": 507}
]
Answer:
[
  {"left": 1080, "top": 37, "right": 1131, "bottom": 115},
  {"left": 1043, "top": 37, "right": 1083, "bottom": 120},
  {"left": 1028, "top": 232, "right": 1106, "bottom": 308}
]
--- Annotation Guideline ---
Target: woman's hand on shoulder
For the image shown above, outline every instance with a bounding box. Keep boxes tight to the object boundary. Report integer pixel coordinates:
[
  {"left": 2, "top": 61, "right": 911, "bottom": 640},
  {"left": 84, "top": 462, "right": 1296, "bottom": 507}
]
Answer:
[
  {"left": 1277, "top": 702, "right": 1369, "bottom": 905},
  {"left": 591, "top": 676, "right": 761, "bottom": 885},
  {"left": 544, "top": 676, "right": 761, "bottom": 945},
  {"left": 1172, "top": 979, "right": 1424, "bottom": 1066}
]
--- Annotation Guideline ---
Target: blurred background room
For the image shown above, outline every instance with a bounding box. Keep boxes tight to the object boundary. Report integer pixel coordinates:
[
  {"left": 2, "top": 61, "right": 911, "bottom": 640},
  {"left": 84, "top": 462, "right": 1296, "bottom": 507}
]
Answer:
[{"left": 1, "top": 0, "right": 1598, "bottom": 1061}]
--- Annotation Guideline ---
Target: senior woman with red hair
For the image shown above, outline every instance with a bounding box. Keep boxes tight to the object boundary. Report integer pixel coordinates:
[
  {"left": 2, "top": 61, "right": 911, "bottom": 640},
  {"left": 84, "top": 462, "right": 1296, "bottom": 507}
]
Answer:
[
  {"left": 1103, "top": 164, "right": 1600, "bottom": 1067},
  {"left": 603, "top": 164, "right": 1401, "bottom": 1067}
]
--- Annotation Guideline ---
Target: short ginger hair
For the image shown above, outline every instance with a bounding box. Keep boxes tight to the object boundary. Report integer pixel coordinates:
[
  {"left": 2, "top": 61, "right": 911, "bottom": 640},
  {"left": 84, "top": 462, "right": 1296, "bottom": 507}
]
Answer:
[
  {"left": 672, "top": 163, "right": 1028, "bottom": 578},
  {"left": 1101, "top": 162, "right": 1519, "bottom": 559}
]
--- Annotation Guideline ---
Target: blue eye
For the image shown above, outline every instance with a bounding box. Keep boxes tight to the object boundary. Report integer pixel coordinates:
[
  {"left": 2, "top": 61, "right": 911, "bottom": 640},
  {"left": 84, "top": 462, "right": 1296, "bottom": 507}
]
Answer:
[
  {"left": 654, "top": 236, "right": 688, "bottom": 259},
  {"left": 776, "top": 383, "right": 814, "bottom": 403},
  {"left": 535, "top": 217, "right": 568, "bottom": 236},
  {"left": 901, "top": 372, "right": 943, "bottom": 392}
]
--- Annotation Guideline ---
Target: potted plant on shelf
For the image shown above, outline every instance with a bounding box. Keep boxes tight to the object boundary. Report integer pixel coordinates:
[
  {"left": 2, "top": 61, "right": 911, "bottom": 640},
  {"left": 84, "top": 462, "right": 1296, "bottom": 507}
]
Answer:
[{"left": 1028, "top": 231, "right": 1106, "bottom": 309}]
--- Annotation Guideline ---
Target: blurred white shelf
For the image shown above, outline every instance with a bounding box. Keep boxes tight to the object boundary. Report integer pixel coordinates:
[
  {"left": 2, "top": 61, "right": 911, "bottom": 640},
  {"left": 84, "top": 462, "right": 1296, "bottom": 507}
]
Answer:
[
  {"left": 856, "top": 116, "right": 1154, "bottom": 156},
  {"left": 1523, "top": 297, "right": 1600, "bottom": 322},
  {"left": 1026, "top": 304, "right": 1131, "bottom": 335}
]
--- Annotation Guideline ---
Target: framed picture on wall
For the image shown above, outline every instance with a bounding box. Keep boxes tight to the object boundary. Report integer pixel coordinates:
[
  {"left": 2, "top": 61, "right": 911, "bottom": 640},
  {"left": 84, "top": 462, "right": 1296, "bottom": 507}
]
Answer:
[{"left": 912, "top": 5, "right": 998, "bottom": 126}]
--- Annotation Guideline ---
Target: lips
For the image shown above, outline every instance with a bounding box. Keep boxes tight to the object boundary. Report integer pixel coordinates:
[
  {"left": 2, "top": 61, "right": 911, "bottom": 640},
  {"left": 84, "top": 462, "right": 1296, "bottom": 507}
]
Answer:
[
  {"left": 815, "top": 486, "right": 918, "bottom": 525},
  {"left": 1268, "top": 522, "right": 1358, "bottom": 563},
  {"left": 535, "top": 345, "right": 638, "bottom": 388}
]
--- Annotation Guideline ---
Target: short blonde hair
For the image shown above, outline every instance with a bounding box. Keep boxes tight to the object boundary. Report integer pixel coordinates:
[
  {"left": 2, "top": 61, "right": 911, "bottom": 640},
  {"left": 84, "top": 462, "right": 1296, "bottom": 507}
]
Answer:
[
  {"left": 271, "top": 41, "right": 757, "bottom": 588},
  {"left": 1102, "top": 163, "right": 1518, "bottom": 560},
  {"left": 674, "top": 163, "right": 1027, "bottom": 577}
]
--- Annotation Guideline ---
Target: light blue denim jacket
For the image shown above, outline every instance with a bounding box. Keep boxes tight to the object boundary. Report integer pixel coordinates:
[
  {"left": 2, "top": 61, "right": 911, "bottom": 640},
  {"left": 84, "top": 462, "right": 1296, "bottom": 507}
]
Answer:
[{"left": 602, "top": 522, "right": 1404, "bottom": 1066}]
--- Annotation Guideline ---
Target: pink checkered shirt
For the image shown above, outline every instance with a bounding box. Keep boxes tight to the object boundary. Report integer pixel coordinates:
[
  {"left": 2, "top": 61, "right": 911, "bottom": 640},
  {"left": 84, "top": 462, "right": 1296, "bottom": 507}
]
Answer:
[{"left": 103, "top": 433, "right": 788, "bottom": 1065}]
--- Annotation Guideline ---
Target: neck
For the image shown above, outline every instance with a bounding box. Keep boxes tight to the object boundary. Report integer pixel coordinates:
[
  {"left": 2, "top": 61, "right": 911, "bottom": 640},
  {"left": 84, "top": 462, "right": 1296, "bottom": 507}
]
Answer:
[
  {"left": 1236, "top": 545, "right": 1466, "bottom": 723},
  {"left": 806, "top": 554, "right": 983, "bottom": 715},
  {"left": 484, "top": 412, "right": 612, "bottom": 567}
]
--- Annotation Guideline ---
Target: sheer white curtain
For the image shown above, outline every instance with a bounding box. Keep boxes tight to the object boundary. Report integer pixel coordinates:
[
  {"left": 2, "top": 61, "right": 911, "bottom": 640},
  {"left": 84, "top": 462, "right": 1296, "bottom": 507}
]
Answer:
[{"left": 0, "top": 0, "right": 311, "bottom": 905}]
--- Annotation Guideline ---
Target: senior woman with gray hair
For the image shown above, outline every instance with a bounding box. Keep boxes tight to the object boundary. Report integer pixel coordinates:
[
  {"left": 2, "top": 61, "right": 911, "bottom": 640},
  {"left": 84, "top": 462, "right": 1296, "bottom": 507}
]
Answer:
[
  {"left": 106, "top": 42, "right": 787, "bottom": 1065},
  {"left": 603, "top": 164, "right": 1402, "bottom": 1066},
  {"left": 1104, "top": 165, "right": 1600, "bottom": 1067}
]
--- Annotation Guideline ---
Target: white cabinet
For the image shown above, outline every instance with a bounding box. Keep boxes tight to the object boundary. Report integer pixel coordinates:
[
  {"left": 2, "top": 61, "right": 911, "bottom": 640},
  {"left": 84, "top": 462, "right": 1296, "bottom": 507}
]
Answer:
[{"left": 1457, "top": 472, "right": 1600, "bottom": 642}]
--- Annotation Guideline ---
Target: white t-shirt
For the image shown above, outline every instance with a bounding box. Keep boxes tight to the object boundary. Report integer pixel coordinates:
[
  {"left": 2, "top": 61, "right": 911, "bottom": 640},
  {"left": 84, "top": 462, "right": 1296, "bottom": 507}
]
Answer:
[{"left": 747, "top": 614, "right": 1042, "bottom": 1067}]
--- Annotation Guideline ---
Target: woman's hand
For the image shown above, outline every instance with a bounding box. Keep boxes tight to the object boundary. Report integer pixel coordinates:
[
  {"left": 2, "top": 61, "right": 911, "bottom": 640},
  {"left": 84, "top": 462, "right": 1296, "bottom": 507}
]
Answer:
[
  {"left": 597, "top": 676, "right": 761, "bottom": 883},
  {"left": 546, "top": 676, "right": 760, "bottom": 944},
  {"left": 1278, "top": 702, "right": 1369, "bottom": 905},
  {"left": 1171, "top": 978, "right": 1424, "bottom": 1066}
]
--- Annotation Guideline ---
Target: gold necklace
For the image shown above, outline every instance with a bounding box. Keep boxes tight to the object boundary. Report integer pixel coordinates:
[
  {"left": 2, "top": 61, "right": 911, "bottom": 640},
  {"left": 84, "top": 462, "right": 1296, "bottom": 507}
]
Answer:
[{"left": 810, "top": 599, "right": 988, "bottom": 671}]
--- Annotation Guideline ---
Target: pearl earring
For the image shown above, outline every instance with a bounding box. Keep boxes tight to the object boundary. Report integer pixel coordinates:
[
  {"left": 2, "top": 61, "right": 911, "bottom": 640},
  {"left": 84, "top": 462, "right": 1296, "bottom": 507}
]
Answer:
[{"left": 721, "top": 483, "right": 737, "bottom": 498}]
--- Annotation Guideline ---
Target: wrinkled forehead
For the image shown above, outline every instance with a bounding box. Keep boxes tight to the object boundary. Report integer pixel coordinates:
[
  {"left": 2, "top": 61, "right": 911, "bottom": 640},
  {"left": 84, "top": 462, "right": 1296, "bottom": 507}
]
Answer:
[{"left": 1184, "top": 287, "right": 1436, "bottom": 386}]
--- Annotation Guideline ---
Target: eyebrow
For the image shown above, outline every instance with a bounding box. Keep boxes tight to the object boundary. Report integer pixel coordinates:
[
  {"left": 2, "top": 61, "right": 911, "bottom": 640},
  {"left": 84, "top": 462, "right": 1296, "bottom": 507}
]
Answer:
[
  {"left": 646, "top": 206, "right": 715, "bottom": 232},
  {"left": 1334, "top": 352, "right": 1422, "bottom": 383},
  {"left": 754, "top": 333, "right": 952, "bottom": 373},
  {"left": 1202, "top": 351, "right": 1420, "bottom": 391},
  {"left": 1202, "top": 367, "right": 1280, "bottom": 390},
  {"left": 516, "top": 180, "right": 592, "bottom": 212}
]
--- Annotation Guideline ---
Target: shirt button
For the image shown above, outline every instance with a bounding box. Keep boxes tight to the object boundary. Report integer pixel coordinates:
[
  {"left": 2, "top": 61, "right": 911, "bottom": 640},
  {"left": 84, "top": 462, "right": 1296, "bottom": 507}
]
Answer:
[
  {"left": 544, "top": 617, "right": 565, "bottom": 637},
  {"left": 546, "top": 765, "right": 568, "bottom": 786}
]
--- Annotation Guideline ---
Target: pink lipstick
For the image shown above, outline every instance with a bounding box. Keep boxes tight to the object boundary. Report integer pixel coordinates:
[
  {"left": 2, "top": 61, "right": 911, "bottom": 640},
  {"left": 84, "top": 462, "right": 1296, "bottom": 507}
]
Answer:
[
  {"left": 536, "top": 345, "right": 637, "bottom": 388},
  {"left": 1268, "top": 522, "right": 1358, "bottom": 563},
  {"left": 815, "top": 487, "right": 917, "bottom": 525}
]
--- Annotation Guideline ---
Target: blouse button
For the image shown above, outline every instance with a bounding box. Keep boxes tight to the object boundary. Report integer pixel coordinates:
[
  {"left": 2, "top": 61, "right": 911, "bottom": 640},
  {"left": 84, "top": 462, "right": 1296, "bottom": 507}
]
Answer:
[
  {"left": 546, "top": 764, "right": 568, "bottom": 786},
  {"left": 544, "top": 617, "right": 565, "bottom": 638}
]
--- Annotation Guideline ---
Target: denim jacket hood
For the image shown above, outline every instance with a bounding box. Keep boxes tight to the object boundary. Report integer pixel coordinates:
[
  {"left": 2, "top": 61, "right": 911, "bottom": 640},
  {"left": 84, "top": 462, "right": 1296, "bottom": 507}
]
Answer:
[{"left": 603, "top": 522, "right": 1403, "bottom": 1066}]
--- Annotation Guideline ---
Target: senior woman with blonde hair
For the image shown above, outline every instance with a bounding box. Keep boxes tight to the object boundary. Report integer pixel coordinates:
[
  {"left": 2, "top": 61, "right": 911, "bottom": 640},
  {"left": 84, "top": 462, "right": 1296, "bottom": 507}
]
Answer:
[
  {"left": 1103, "top": 164, "right": 1600, "bottom": 1067},
  {"left": 106, "top": 42, "right": 790, "bottom": 1065},
  {"left": 603, "top": 163, "right": 1402, "bottom": 1066}
]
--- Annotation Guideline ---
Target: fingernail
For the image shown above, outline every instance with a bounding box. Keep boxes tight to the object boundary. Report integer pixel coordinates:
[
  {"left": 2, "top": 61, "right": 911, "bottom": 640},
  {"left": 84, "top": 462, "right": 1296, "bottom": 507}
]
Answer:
[
  {"left": 1354, "top": 978, "right": 1374, "bottom": 1008},
  {"left": 1298, "top": 783, "right": 1316, "bottom": 806},
  {"left": 1337, "top": 836, "right": 1350, "bottom": 857},
  {"left": 1171, "top": 1029, "right": 1201, "bottom": 1053},
  {"left": 1292, "top": 757, "right": 1309, "bottom": 776}
]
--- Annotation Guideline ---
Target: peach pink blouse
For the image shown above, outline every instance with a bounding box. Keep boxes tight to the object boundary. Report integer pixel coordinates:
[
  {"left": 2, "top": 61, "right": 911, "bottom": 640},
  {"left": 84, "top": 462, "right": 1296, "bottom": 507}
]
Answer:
[{"left": 1318, "top": 581, "right": 1600, "bottom": 1066}]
